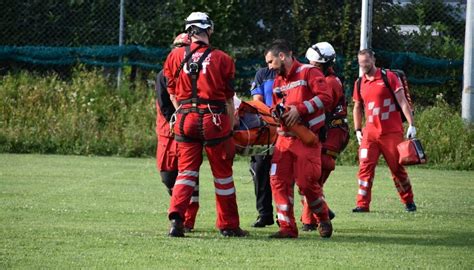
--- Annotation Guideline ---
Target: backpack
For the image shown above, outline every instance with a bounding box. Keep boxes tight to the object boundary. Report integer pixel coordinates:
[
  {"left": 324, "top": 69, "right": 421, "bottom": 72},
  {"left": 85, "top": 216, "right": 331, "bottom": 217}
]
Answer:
[
  {"left": 233, "top": 100, "right": 278, "bottom": 156},
  {"left": 356, "top": 68, "right": 414, "bottom": 122}
]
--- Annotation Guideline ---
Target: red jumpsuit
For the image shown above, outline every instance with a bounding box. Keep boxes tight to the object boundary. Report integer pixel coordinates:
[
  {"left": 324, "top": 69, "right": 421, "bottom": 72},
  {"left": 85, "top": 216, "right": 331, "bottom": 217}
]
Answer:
[
  {"left": 270, "top": 60, "right": 333, "bottom": 237},
  {"left": 164, "top": 41, "right": 241, "bottom": 230},
  {"left": 155, "top": 71, "right": 199, "bottom": 230},
  {"left": 301, "top": 69, "right": 348, "bottom": 225},
  {"left": 353, "top": 68, "right": 414, "bottom": 210}
]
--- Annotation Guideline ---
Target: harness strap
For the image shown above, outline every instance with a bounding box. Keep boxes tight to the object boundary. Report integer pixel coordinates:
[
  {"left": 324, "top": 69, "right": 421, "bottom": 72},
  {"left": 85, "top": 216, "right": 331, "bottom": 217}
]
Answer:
[
  {"left": 327, "top": 118, "right": 348, "bottom": 128},
  {"left": 322, "top": 148, "right": 339, "bottom": 159},
  {"left": 189, "top": 47, "right": 212, "bottom": 107},
  {"left": 174, "top": 45, "right": 202, "bottom": 79},
  {"left": 179, "top": 98, "right": 226, "bottom": 108},
  {"left": 174, "top": 132, "right": 233, "bottom": 146},
  {"left": 179, "top": 107, "right": 226, "bottom": 115}
]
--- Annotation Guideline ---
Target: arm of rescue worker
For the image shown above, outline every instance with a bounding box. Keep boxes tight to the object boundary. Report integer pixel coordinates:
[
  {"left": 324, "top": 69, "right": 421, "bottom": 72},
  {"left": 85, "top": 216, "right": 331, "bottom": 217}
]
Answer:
[
  {"left": 226, "top": 97, "right": 235, "bottom": 129},
  {"left": 395, "top": 90, "right": 414, "bottom": 126},
  {"left": 169, "top": 94, "right": 179, "bottom": 109},
  {"left": 352, "top": 78, "right": 364, "bottom": 131},
  {"left": 288, "top": 68, "right": 332, "bottom": 126},
  {"left": 388, "top": 71, "right": 416, "bottom": 138},
  {"left": 353, "top": 101, "right": 363, "bottom": 131},
  {"left": 163, "top": 50, "right": 179, "bottom": 109}
]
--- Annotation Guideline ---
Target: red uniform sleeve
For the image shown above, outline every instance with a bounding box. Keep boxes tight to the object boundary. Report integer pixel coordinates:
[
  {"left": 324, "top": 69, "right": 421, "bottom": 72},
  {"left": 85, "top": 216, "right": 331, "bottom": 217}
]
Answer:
[
  {"left": 163, "top": 49, "right": 178, "bottom": 96},
  {"left": 353, "top": 78, "right": 362, "bottom": 102},
  {"left": 222, "top": 53, "right": 235, "bottom": 99},
  {"left": 296, "top": 68, "right": 332, "bottom": 116},
  {"left": 326, "top": 76, "right": 343, "bottom": 112},
  {"left": 388, "top": 71, "right": 403, "bottom": 93}
]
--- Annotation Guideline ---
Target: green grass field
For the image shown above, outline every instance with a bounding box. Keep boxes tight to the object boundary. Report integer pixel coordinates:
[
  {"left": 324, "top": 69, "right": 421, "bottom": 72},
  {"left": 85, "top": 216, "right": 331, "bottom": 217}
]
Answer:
[{"left": 0, "top": 154, "right": 473, "bottom": 269}]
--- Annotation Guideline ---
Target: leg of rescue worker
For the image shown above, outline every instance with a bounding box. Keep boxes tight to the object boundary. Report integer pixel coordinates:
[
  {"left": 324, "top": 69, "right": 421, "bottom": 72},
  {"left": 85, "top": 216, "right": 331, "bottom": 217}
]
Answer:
[
  {"left": 250, "top": 155, "right": 274, "bottom": 227},
  {"left": 205, "top": 138, "right": 240, "bottom": 230},
  {"left": 300, "top": 153, "right": 335, "bottom": 229},
  {"left": 320, "top": 154, "right": 336, "bottom": 186},
  {"left": 184, "top": 179, "right": 199, "bottom": 231},
  {"left": 379, "top": 132, "right": 414, "bottom": 205},
  {"left": 293, "top": 140, "right": 329, "bottom": 223},
  {"left": 270, "top": 137, "right": 298, "bottom": 237},
  {"left": 355, "top": 134, "right": 381, "bottom": 210},
  {"left": 168, "top": 141, "right": 203, "bottom": 221},
  {"left": 157, "top": 136, "right": 179, "bottom": 195},
  {"left": 294, "top": 140, "right": 333, "bottom": 238}
]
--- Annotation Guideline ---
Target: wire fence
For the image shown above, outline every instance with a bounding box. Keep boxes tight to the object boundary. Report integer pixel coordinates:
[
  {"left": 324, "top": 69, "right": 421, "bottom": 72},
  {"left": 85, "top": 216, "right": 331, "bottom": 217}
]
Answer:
[{"left": 0, "top": 0, "right": 467, "bottom": 103}]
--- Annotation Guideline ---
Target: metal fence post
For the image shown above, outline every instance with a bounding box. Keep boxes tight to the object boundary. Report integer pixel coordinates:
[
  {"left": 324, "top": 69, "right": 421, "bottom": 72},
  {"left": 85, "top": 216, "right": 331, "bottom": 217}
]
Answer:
[
  {"left": 462, "top": 0, "right": 474, "bottom": 124},
  {"left": 359, "top": 0, "right": 373, "bottom": 76},
  {"left": 117, "top": 0, "right": 125, "bottom": 89}
]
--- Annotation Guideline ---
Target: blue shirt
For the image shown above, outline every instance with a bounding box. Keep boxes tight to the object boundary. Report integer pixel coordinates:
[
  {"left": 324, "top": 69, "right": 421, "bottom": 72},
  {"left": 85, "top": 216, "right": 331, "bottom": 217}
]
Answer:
[{"left": 250, "top": 67, "right": 275, "bottom": 107}]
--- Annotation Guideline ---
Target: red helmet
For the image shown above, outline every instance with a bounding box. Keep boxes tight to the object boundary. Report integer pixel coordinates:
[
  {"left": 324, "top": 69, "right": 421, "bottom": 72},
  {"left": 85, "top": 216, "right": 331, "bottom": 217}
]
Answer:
[{"left": 172, "top": 33, "right": 191, "bottom": 47}]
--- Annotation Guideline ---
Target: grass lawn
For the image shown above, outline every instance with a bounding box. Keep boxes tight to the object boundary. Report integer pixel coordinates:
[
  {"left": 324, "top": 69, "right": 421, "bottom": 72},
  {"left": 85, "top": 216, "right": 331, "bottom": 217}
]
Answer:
[{"left": 0, "top": 154, "right": 473, "bottom": 269}]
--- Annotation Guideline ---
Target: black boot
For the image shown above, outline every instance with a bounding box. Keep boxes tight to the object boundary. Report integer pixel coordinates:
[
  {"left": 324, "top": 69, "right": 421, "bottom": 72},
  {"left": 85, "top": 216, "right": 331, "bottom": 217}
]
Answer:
[{"left": 168, "top": 217, "right": 185, "bottom": 237}]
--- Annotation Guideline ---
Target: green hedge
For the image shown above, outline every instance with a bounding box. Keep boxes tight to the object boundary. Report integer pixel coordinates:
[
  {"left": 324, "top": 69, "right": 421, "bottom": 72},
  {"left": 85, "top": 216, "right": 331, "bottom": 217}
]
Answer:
[
  {"left": 0, "top": 69, "right": 156, "bottom": 157},
  {"left": 1, "top": 70, "right": 472, "bottom": 170}
]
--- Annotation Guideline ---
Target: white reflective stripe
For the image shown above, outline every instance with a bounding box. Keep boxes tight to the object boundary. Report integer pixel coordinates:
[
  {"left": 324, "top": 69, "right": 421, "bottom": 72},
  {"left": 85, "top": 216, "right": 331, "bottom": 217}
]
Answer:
[
  {"left": 311, "top": 96, "right": 324, "bottom": 109},
  {"left": 277, "top": 213, "right": 290, "bottom": 223},
  {"left": 270, "top": 163, "right": 277, "bottom": 176},
  {"left": 175, "top": 180, "right": 196, "bottom": 187},
  {"left": 358, "top": 189, "right": 367, "bottom": 196},
  {"left": 309, "top": 197, "right": 322, "bottom": 207},
  {"left": 215, "top": 187, "right": 235, "bottom": 196},
  {"left": 304, "top": 101, "right": 315, "bottom": 114},
  {"left": 193, "top": 185, "right": 199, "bottom": 191},
  {"left": 308, "top": 113, "right": 326, "bottom": 127},
  {"left": 214, "top": 176, "right": 233, "bottom": 185},
  {"left": 274, "top": 80, "right": 308, "bottom": 93},
  {"left": 190, "top": 196, "right": 199, "bottom": 203},
  {"left": 277, "top": 204, "right": 289, "bottom": 211},
  {"left": 296, "top": 64, "right": 314, "bottom": 73},
  {"left": 358, "top": 179, "right": 369, "bottom": 187},
  {"left": 178, "top": 170, "right": 199, "bottom": 177}
]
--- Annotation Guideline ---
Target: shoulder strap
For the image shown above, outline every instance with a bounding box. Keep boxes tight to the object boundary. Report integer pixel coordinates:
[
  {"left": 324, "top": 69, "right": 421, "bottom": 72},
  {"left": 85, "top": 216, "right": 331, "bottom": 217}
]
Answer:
[
  {"left": 381, "top": 68, "right": 401, "bottom": 111},
  {"left": 189, "top": 47, "right": 212, "bottom": 103},
  {"left": 174, "top": 45, "right": 202, "bottom": 78}
]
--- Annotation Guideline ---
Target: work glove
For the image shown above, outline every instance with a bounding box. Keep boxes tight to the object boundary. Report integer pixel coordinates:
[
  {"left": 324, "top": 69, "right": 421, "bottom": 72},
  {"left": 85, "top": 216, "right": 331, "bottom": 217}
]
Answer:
[
  {"left": 406, "top": 125, "right": 416, "bottom": 139},
  {"left": 356, "top": 130, "right": 363, "bottom": 145}
]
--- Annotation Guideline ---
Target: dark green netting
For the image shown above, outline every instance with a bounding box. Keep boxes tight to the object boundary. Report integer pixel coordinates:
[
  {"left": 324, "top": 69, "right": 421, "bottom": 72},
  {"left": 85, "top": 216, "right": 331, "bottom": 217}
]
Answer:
[{"left": 0, "top": 46, "right": 463, "bottom": 85}]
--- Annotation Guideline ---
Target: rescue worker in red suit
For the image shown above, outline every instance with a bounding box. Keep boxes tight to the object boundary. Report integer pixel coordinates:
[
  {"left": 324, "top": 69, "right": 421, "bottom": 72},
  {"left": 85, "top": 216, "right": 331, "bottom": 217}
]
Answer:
[
  {"left": 164, "top": 12, "right": 248, "bottom": 237},
  {"left": 300, "top": 42, "right": 349, "bottom": 231},
  {"left": 156, "top": 33, "right": 199, "bottom": 233},
  {"left": 352, "top": 49, "right": 417, "bottom": 213},
  {"left": 265, "top": 39, "right": 334, "bottom": 238}
]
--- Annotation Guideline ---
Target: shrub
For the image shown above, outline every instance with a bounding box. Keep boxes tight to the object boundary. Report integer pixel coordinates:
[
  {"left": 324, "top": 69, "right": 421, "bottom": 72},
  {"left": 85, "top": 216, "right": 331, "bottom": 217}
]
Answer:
[{"left": 1, "top": 70, "right": 472, "bottom": 170}]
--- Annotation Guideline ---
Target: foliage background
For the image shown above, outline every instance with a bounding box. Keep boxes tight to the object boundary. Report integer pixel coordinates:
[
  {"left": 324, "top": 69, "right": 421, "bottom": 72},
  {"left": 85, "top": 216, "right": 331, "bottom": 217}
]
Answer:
[{"left": 1, "top": 70, "right": 472, "bottom": 170}]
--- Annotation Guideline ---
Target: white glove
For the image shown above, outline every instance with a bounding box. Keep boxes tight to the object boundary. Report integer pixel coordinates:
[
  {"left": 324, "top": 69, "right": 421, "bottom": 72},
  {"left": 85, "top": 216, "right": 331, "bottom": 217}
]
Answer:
[
  {"left": 406, "top": 125, "right": 416, "bottom": 139},
  {"left": 356, "top": 130, "right": 363, "bottom": 145}
]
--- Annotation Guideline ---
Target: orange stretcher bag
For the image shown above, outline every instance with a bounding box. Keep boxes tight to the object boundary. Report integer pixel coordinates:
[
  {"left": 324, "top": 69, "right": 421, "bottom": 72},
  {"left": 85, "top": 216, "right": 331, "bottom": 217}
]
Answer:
[
  {"left": 233, "top": 100, "right": 278, "bottom": 156},
  {"left": 397, "top": 138, "right": 427, "bottom": 165}
]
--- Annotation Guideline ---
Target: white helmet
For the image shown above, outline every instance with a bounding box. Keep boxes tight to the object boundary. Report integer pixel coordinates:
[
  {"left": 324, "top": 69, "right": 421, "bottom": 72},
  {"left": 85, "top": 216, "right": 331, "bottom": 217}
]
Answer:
[
  {"left": 305, "top": 42, "right": 336, "bottom": 63},
  {"left": 185, "top": 12, "right": 214, "bottom": 31}
]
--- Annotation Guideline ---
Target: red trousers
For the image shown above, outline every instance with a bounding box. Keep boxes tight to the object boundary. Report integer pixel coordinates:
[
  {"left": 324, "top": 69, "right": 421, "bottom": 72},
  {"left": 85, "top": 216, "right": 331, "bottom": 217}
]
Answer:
[
  {"left": 300, "top": 153, "right": 335, "bottom": 225},
  {"left": 157, "top": 135, "right": 199, "bottom": 229},
  {"left": 356, "top": 131, "right": 414, "bottom": 209},
  {"left": 168, "top": 111, "right": 240, "bottom": 230},
  {"left": 270, "top": 136, "right": 329, "bottom": 237}
]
